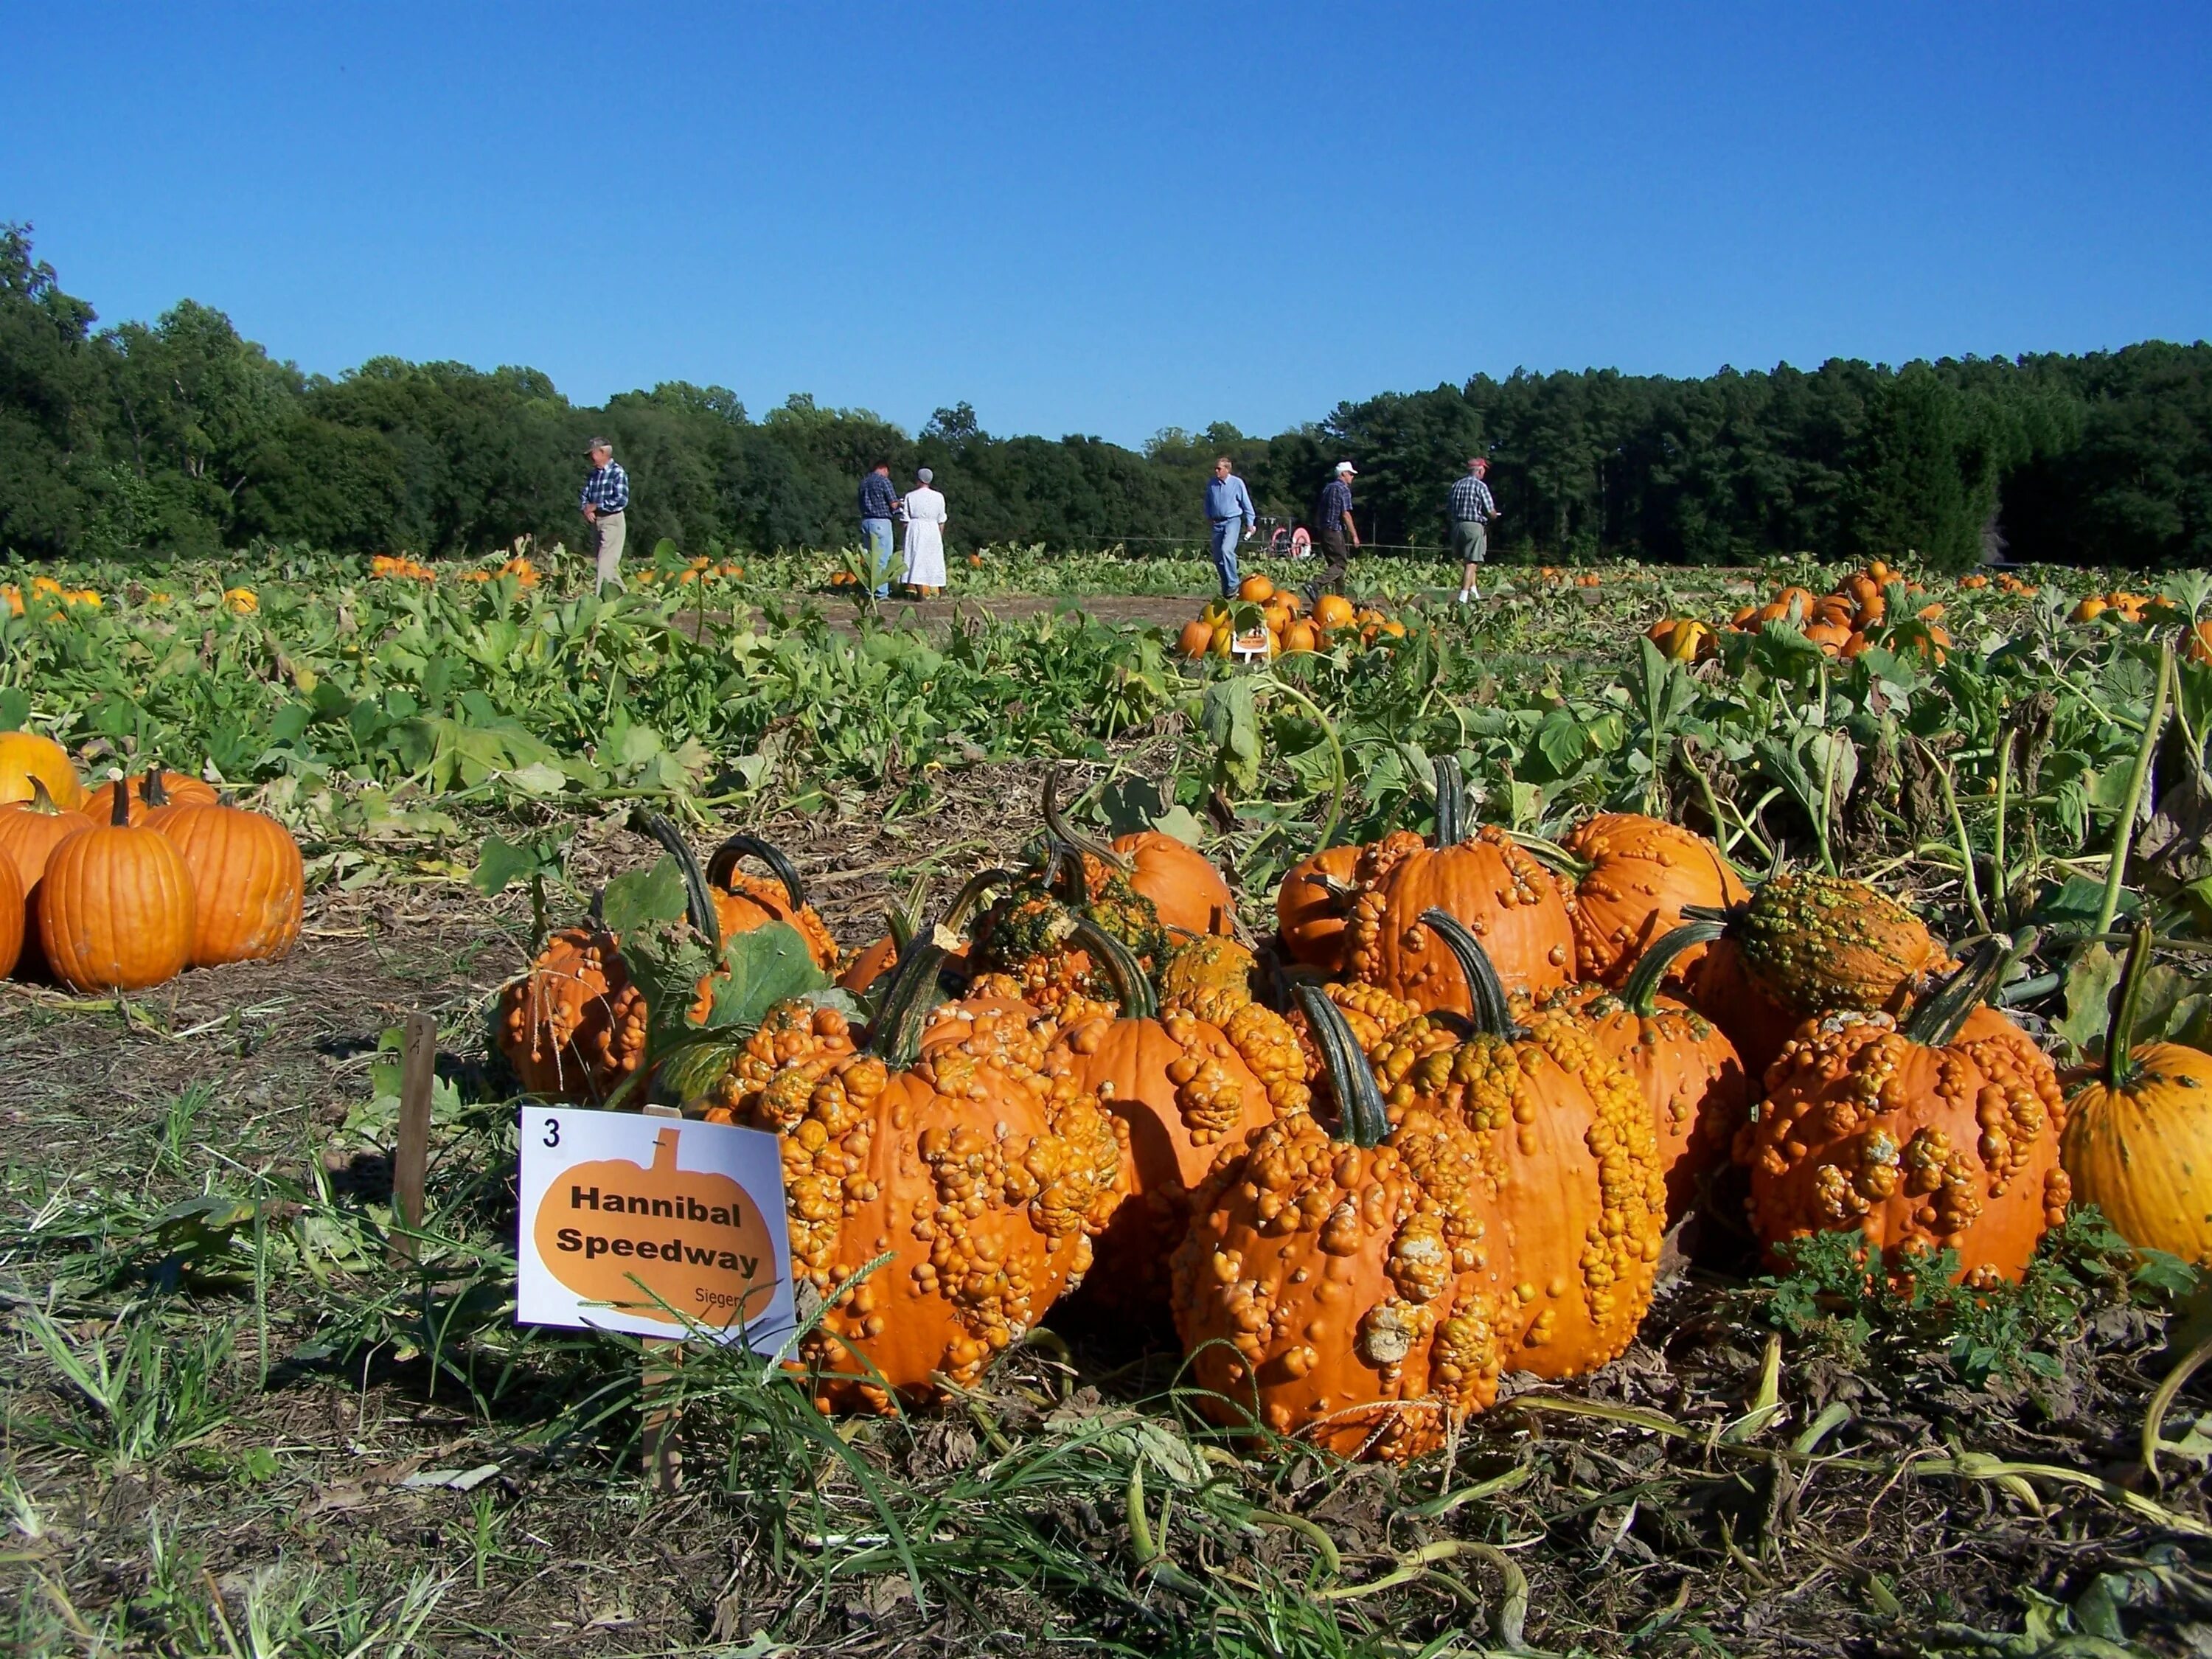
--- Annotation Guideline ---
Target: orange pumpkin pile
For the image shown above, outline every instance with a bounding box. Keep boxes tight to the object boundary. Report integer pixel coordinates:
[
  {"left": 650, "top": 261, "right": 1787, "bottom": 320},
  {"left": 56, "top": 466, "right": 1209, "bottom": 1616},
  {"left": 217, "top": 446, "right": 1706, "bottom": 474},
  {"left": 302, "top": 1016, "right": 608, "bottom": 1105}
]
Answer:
[
  {"left": 369, "top": 554, "right": 437, "bottom": 581},
  {"left": 1721, "top": 560, "right": 1952, "bottom": 663},
  {"left": 0, "top": 734, "right": 304, "bottom": 991},
  {"left": 1176, "top": 576, "right": 1408, "bottom": 661}
]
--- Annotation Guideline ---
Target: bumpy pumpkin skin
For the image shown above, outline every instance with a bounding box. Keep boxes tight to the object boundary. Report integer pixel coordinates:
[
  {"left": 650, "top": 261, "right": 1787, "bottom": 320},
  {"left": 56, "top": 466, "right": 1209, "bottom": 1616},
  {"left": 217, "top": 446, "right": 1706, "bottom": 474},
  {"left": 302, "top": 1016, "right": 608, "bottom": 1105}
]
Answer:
[
  {"left": 2063, "top": 1043, "right": 2212, "bottom": 1269},
  {"left": 1738, "top": 1006, "right": 2070, "bottom": 1287},
  {"left": 1685, "top": 938, "right": 1806, "bottom": 1082},
  {"left": 38, "top": 816, "right": 196, "bottom": 991},
  {"left": 1562, "top": 814, "right": 1747, "bottom": 987},
  {"left": 0, "top": 731, "right": 83, "bottom": 811},
  {"left": 1172, "top": 1104, "right": 1510, "bottom": 1461},
  {"left": 1107, "top": 831, "right": 1235, "bottom": 937},
  {"left": 1343, "top": 829, "right": 1576, "bottom": 1015},
  {"left": 149, "top": 802, "right": 304, "bottom": 967},
  {"left": 1276, "top": 844, "right": 1362, "bottom": 973},
  {"left": 1367, "top": 1005, "right": 1667, "bottom": 1378},
  {"left": 1540, "top": 981, "right": 1749, "bottom": 1225},
  {"left": 1051, "top": 1008, "right": 1280, "bottom": 1318},
  {"left": 496, "top": 925, "right": 648, "bottom": 1102},
  {"left": 710, "top": 872, "right": 840, "bottom": 973},
  {"left": 1734, "top": 873, "right": 1944, "bottom": 1022},
  {"left": 0, "top": 850, "right": 23, "bottom": 977},
  {"left": 707, "top": 998, "right": 1124, "bottom": 1414}
]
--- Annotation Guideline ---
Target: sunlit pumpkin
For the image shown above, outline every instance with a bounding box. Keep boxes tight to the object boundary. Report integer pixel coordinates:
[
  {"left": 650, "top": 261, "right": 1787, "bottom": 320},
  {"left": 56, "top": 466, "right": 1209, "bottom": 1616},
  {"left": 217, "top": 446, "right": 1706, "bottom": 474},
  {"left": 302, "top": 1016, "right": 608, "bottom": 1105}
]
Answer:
[
  {"left": 85, "top": 768, "right": 218, "bottom": 825},
  {"left": 0, "top": 849, "right": 22, "bottom": 977},
  {"left": 1558, "top": 812, "right": 1747, "bottom": 989},
  {"left": 2061, "top": 924, "right": 2212, "bottom": 1270},
  {"left": 147, "top": 797, "right": 305, "bottom": 967},
  {"left": 37, "top": 777, "right": 197, "bottom": 992},
  {"left": 0, "top": 730, "right": 83, "bottom": 811}
]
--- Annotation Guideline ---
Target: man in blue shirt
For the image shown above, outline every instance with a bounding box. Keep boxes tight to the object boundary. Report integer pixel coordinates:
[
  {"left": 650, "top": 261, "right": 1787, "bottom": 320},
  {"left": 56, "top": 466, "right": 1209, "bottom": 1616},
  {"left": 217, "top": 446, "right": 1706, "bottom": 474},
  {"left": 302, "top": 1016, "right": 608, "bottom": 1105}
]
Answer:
[
  {"left": 858, "top": 462, "right": 900, "bottom": 598},
  {"left": 1203, "top": 456, "right": 1256, "bottom": 599},
  {"left": 1312, "top": 461, "right": 1359, "bottom": 597},
  {"left": 580, "top": 438, "right": 630, "bottom": 590}
]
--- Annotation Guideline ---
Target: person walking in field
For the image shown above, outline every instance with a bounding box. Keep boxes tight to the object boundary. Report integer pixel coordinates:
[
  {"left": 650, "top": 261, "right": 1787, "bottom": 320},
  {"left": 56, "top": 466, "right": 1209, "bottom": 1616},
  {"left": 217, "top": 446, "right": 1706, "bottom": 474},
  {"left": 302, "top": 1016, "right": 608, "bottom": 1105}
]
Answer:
[
  {"left": 900, "top": 467, "right": 948, "bottom": 597},
  {"left": 1312, "top": 461, "right": 1359, "bottom": 596},
  {"left": 1449, "top": 455, "right": 1501, "bottom": 605},
  {"left": 579, "top": 437, "right": 630, "bottom": 590},
  {"left": 858, "top": 460, "right": 900, "bottom": 598},
  {"left": 1203, "top": 455, "right": 1256, "bottom": 599}
]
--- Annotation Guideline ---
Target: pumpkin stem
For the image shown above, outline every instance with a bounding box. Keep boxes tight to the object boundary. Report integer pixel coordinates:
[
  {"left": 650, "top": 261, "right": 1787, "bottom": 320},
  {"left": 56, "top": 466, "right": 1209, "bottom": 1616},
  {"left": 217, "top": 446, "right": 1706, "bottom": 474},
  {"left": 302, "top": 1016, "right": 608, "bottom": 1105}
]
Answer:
[
  {"left": 632, "top": 810, "right": 724, "bottom": 950},
  {"left": 706, "top": 834, "right": 809, "bottom": 914},
  {"left": 2103, "top": 921, "right": 2157, "bottom": 1091},
  {"left": 107, "top": 772, "right": 133, "bottom": 828},
  {"left": 1041, "top": 766, "right": 1127, "bottom": 871},
  {"left": 944, "top": 867, "right": 1015, "bottom": 934},
  {"left": 1619, "top": 921, "right": 1728, "bottom": 1017},
  {"left": 1431, "top": 756, "right": 1467, "bottom": 847},
  {"left": 143, "top": 769, "right": 171, "bottom": 809},
  {"left": 1294, "top": 984, "right": 1391, "bottom": 1147},
  {"left": 1902, "top": 932, "right": 2031, "bottom": 1048},
  {"left": 22, "top": 777, "right": 63, "bottom": 815},
  {"left": 863, "top": 936, "right": 953, "bottom": 1068},
  {"left": 1418, "top": 908, "right": 1521, "bottom": 1037},
  {"left": 1501, "top": 827, "right": 1588, "bottom": 879},
  {"left": 1065, "top": 917, "right": 1158, "bottom": 1019}
]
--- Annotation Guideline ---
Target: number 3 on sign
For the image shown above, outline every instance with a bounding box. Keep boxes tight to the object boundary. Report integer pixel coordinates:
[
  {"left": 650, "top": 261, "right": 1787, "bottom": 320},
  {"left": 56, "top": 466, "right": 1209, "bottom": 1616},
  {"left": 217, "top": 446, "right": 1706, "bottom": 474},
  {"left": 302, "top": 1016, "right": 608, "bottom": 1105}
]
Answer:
[{"left": 515, "top": 1106, "right": 796, "bottom": 1349}]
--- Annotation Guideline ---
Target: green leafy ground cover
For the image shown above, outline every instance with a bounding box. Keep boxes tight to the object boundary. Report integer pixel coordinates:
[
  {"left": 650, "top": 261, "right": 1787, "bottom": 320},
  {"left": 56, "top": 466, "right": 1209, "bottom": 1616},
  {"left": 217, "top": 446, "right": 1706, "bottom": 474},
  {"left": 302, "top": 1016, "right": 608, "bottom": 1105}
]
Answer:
[{"left": 5, "top": 547, "right": 2212, "bottom": 1656}]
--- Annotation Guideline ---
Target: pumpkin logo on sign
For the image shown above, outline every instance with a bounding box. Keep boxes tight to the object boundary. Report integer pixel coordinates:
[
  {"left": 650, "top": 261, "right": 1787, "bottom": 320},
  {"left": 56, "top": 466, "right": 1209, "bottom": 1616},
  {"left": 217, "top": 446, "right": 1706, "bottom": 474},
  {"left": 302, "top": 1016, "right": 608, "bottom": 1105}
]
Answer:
[{"left": 531, "top": 1125, "right": 780, "bottom": 1329}]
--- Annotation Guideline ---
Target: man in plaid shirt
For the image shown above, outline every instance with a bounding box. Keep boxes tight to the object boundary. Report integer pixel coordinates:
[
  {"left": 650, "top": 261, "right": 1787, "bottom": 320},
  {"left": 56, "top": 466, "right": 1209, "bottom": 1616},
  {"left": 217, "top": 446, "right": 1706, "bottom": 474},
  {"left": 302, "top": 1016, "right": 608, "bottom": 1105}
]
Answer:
[
  {"left": 580, "top": 438, "right": 631, "bottom": 590},
  {"left": 1448, "top": 456, "right": 1500, "bottom": 604}
]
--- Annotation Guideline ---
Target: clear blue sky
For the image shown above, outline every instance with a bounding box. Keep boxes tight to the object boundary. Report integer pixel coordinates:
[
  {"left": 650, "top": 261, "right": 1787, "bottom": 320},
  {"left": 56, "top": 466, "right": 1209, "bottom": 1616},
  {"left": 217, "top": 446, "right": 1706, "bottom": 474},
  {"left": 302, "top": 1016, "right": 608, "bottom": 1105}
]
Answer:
[{"left": 13, "top": 2, "right": 2209, "bottom": 447}]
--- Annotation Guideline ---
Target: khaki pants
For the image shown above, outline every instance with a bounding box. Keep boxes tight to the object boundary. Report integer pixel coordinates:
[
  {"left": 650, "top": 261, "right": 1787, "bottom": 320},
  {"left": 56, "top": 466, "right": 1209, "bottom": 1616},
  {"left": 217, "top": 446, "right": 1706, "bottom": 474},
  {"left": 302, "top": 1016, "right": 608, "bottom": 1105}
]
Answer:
[{"left": 592, "top": 511, "right": 627, "bottom": 588}]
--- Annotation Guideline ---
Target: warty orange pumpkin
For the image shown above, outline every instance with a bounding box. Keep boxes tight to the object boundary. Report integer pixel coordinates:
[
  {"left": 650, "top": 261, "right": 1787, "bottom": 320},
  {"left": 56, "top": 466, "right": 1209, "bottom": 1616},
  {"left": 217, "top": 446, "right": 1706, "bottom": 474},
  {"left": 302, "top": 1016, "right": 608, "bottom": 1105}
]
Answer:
[
  {"left": 1736, "top": 937, "right": 2068, "bottom": 1288},
  {"left": 1557, "top": 812, "right": 1748, "bottom": 989},
  {"left": 495, "top": 922, "right": 649, "bottom": 1103}
]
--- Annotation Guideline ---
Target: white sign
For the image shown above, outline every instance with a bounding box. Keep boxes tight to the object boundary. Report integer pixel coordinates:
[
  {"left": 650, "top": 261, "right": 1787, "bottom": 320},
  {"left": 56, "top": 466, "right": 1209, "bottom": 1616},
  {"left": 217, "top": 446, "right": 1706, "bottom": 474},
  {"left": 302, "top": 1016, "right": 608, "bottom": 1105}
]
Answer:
[{"left": 516, "top": 1106, "right": 796, "bottom": 1349}]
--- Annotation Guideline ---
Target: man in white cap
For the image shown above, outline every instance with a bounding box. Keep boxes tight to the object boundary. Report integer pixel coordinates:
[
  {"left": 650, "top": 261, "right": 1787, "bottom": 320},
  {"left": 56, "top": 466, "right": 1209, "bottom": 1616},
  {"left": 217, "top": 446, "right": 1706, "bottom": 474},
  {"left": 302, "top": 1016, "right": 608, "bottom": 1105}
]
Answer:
[
  {"left": 1312, "top": 460, "right": 1359, "bottom": 597},
  {"left": 580, "top": 437, "right": 630, "bottom": 591}
]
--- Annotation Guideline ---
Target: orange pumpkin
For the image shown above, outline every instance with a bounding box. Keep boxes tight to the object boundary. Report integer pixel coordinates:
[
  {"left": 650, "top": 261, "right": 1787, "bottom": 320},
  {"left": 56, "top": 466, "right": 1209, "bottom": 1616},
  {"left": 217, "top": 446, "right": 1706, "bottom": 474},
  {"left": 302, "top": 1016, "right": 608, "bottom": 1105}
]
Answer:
[
  {"left": 147, "top": 799, "right": 304, "bottom": 967},
  {"left": 0, "top": 730, "right": 83, "bottom": 811},
  {"left": 1559, "top": 812, "right": 1747, "bottom": 989},
  {"left": 1108, "top": 830, "right": 1234, "bottom": 937},
  {"left": 700, "top": 832, "right": 840, "bottom": 973},
  {"left": 1275, "top": 841, "right": 1363, "bottom": 973},
  {"left": 37, "top": 778, "right": 197, "bottom": 991},
  {"left": 85, "top": 768, "right": 220, "bottom": 825},
  {"left": 0, "top": 848, "right": 22, "bottom": 976},
  {"left": 1340, "top": 760, "right": 1574, "bottom": 1015},
  {"left": 1238, "top": 574, "right": 1276, "bottom": 603},
  {"left": 1537, "top": 923, "right": 1750, "bottom": 1223},
  {"left": 1280, "top": 619, "right": 1319, "bottom": 654},
  {"left": 0, "top": 778, "right": 95, "bottom": 905},
  {"left": 1048, "top": 925, "right": 1287, "bottom": 1320},
  {"left": 696, "top": 939, "right": 1125, "bottom": 1413},
  {"left": 1736, "top": 940, "right": 2067, "bottom": 1287},
  {"left": 1178, "top": 619, "right": 1215, "bottom": 659},
  {"left": 835, "top": 868, "right": 1003, "bottom": 996},
  {"left": 1313, "top": 593, "right": 1356, "bottom": 630},
  {"left": 497, "top": 922, "right": 650, "bottom": 1102},
  {"left": 532, "top": 1123, "right": 782, "bottom": 1328}
]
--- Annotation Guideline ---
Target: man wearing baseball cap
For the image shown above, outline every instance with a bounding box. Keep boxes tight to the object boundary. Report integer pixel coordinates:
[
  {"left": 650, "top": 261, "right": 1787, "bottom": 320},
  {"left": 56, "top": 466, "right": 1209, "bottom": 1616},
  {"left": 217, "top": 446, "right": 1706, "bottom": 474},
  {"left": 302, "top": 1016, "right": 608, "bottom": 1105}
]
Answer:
[
  {"left": 1312, "top": 460, "right": 1360, "bottom": 597},
  {"left": 580, "top": 437, "right": 630, "bottom": 591}
]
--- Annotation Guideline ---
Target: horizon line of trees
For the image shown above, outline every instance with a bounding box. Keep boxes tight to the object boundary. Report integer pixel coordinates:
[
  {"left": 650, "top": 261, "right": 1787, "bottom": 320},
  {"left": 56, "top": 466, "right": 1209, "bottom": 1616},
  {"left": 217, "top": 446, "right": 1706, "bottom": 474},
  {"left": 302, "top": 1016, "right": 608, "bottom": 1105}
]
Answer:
[{"left": 4, "top": 224, "right": 2206, "bottom": 573}]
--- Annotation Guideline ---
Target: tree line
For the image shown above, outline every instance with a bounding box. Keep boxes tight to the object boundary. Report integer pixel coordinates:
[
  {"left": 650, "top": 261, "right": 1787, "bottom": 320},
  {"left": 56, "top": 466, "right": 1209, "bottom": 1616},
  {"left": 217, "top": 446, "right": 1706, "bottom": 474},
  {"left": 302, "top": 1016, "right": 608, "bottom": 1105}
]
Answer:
[{"left": 4, "top": 225, "right": 2205, "bottom": 571}]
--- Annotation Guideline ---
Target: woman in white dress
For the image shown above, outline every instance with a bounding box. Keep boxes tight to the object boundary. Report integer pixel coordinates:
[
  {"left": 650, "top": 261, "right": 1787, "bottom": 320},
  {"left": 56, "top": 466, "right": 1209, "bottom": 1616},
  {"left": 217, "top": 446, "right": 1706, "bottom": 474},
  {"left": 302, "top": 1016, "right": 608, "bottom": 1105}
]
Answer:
[{"left": 900, "top": 467, "right": 948, "bottom": 597}]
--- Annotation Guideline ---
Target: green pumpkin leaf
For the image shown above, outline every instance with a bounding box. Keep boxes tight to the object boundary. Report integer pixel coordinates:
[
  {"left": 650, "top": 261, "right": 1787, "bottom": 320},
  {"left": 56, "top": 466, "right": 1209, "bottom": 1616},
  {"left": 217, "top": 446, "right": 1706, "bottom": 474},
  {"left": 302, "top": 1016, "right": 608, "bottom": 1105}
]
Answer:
[
  {"left": 471, "top": 834, "right": 543, "bottom": 898},
  {"left": 0, "top": 687, "right": 33, "bottom": 731},
  {"left": 699, "top": 922, "right": 832, "bottom": 1032},
  {"left": 1200, "top": 677, "right": 1261, "bottom": 797},
  {"left": 600, "top": 855, "right": 689, "bottom": 934},
  {"left": 2056, "top": 944, "right": 2124, "bottom": 1060}
]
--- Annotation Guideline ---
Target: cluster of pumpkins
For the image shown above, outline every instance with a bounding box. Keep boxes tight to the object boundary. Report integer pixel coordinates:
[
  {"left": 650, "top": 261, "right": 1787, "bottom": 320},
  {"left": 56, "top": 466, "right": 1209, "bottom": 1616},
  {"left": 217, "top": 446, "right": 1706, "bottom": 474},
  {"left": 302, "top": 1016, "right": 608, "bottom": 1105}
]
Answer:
[
  {"left": 4, "top": 575, "right": 104, "bottom": 616},
  {"left": 1956, "top": 570, "right": 2039, "bottom": 596},
  {"left": 0, "top": 731, "right": 304, "bottom": 992},
  {"left": 369, "top": 555, "right": 439, "bottom": 582},
  {"left": 1646, "top": 560, "right": 1953, "bottom": 667},
  {"left": 459, "top": 556, "right": 541, "bottom": 588},
  {"left": 1176, "top": 577, "right": 1408, "bottom": 661},
  {"left": 1531, "top": 567, "right": 1606, "bottom": 588},
  {"left": 492, "top": 763, "right": 2203, "bottom": 1458},
  {"left": 2068, "top": 590, "right": 2212, "bottom": 667}
]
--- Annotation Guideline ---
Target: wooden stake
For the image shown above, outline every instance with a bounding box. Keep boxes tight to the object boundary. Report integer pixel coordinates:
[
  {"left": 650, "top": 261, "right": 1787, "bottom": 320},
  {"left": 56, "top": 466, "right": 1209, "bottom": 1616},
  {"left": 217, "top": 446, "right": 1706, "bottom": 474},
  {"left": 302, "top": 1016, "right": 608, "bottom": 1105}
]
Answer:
[
  {"left": 389, "top": 1012, "right": 436, "bottom": 1265},
  {"left": 641, "top": 1102, "right": 685, "bottom": 1494}
]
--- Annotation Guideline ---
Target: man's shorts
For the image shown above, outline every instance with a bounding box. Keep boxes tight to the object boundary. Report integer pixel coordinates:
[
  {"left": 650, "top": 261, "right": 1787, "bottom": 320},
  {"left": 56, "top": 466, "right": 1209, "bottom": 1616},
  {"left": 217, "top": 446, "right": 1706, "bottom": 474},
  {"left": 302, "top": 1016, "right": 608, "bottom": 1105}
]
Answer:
[{"left": 1451, "top": 520, "right": 1488, "bottom": 563}]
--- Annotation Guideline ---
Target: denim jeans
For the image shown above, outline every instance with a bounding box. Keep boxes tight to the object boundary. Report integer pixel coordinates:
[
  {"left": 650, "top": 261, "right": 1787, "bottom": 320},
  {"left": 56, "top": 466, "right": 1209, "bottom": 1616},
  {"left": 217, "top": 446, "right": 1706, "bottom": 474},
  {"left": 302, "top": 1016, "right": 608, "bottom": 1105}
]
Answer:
[
  {"left": 1208, "top": 519, "right": 1242, "bottom": 597},
  {"left": 860, "top": 518, "right": 895, "bottom": 594}
]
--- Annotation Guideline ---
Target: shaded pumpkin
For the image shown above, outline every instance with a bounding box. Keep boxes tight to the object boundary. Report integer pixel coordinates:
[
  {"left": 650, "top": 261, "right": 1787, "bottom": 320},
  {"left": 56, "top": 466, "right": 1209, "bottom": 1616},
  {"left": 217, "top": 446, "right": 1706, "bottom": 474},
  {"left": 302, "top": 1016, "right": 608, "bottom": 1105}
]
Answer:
[
  {"left": 0, "top": 778, "right": 97, "bottom": 941},
  {"left": 1735, "top": 939, "right": 2068, "bottom": 1288},
  {"left": 37, "top": 778, "right": 197, "bottom": 992},
  {"left": 2060, "top": 924, "right": 2212, "bottom": 1270},
  {"left": 1275, "top": 842, "right": 1363, "bottom": 974}
]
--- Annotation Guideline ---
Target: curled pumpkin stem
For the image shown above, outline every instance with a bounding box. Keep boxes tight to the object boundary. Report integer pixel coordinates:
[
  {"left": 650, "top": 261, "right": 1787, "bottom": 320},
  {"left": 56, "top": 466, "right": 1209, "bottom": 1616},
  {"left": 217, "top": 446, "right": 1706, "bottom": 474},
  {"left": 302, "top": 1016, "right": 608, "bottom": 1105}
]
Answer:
[
  {"left": 706, "top": 833, "right": 810, "bottom": 913},
  {"left": 1065, "top": 917, "right": 1157, "bottom": 1018},
  {"left": 630, "top": 810, "right": 723, "bottom": 949},
  {"left": 1618, "top": 920, "right": 1728, "bottom": 1018},
  {"left": 1041, "top": 766, "right": 1127, "bottom": 870}
]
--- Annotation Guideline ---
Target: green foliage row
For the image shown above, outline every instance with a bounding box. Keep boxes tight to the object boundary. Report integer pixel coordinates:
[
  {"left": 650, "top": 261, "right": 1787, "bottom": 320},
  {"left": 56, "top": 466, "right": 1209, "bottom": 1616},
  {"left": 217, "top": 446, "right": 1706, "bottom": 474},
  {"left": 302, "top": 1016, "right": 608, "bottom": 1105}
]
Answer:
[{"left": 5, "top": 226, "right": 2208, "bottom": 571}]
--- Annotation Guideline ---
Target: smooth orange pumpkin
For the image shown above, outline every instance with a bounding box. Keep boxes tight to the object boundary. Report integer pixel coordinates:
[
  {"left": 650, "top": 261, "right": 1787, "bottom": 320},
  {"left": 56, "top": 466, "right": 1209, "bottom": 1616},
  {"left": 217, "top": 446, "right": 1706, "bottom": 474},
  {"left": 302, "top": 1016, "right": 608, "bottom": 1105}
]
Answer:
[
  {"left": 37, "top": 779, "right": 197, "bottom": 991},
  {"left": 1276, "top": 842, "right": 1363, "bottom": 973},
  {"left": 85, "top": 768, "right": 220, "bottom": 825},
  {"left": 0, "top": 730, "right": 83, "bottom": 811},
  {"left": 1108, "top": 829, "right": 1235, "bottom": 937},
  {"left": 1313, "top": 593, "right": 1356, "bottom": 630},
  {"left": 1178, "top": 618, "right": 1215, "bottom": 659},
  {"left": 147, "top": 799, "right": 304, "bottom": 967},
  {"left": 0, "top": 850, "right": 22, "bottom": 977},
  {"left": 1238, "top": 574, "right": 1276, "bottom": 602}
]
